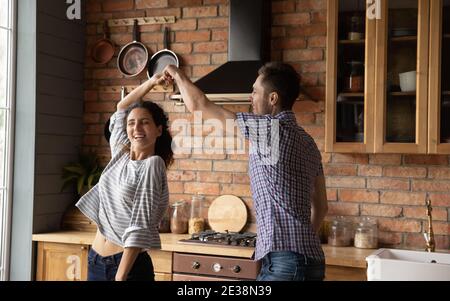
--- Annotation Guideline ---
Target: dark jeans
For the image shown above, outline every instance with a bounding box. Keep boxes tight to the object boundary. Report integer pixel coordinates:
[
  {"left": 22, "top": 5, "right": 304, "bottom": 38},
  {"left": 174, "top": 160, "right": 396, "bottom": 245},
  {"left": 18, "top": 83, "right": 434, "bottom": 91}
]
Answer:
[
  {"left": 257, "top": 251, "right": 325, "bottom": 281},
  {"left": 87, "top": 249, "right": 155, "bottom": 281}
]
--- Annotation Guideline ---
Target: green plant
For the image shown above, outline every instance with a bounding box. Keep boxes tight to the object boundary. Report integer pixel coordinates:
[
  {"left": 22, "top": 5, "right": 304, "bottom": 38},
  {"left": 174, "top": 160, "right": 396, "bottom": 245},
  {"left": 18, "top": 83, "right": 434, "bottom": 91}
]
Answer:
[{"left": 61, "top": 152, "right": 103, "bottom": 196}]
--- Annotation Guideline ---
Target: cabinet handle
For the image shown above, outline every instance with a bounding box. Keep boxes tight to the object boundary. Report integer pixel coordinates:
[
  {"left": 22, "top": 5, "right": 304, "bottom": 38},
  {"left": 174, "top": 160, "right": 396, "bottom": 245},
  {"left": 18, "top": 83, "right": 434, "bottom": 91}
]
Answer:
[
  {"left": 81, "top": 246, "right": 87, "bottom": 250},
  {"left": 192, "top": 261, "right": 200, "bottom": 270}
]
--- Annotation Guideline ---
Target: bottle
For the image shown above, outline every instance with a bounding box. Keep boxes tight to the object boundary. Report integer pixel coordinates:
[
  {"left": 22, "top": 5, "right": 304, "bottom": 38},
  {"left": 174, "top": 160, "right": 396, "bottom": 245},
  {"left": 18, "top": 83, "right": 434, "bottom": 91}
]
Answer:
[
  {"left": 328, "top": 216, "right": 353, "bottom": 247},
  {"left": 170, "top": 201, "right": 188, "bottom": 234},
  {"left": 345, "top": 61, "right": 364, "bottom": 92},
  {"left": 188, "top": 195, "right": 205, "bottom": 234},
  {"left": 354, "top": 217, "right": 378, "bottom": 249}
]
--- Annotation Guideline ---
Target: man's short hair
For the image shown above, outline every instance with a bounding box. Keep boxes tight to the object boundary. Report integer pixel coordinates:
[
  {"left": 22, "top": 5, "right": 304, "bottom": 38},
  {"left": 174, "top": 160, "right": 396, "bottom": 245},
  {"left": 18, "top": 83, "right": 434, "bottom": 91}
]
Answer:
[{"left": 258, "top": 62, "right": 301, "bottom": 110}]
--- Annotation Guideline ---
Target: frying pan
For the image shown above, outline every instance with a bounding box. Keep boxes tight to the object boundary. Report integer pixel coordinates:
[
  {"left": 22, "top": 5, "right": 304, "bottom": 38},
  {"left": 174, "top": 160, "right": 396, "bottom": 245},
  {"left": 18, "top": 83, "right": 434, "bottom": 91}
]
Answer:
[
  {"left": 117, "top": 20, "right": 149, "bottom": 77},
  {"left": 91, "top": 21, "right": 115, "bottom": 64},
  {"left": 147, "top": 27, "right": 179, "bottom": 79}
]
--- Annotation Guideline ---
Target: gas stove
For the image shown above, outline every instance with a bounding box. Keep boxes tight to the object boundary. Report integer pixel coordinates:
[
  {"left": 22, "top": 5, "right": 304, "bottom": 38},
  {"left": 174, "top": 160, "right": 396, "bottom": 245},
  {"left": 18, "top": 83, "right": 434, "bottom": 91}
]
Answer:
[{"left": 178, "top": 230, "right": 257, "bottom": 248}]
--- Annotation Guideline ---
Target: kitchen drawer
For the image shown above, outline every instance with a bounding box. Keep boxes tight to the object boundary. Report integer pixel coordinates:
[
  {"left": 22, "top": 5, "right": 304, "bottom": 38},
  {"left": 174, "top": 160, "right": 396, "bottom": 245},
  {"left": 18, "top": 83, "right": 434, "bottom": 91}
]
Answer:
[{"left": 173, "top": 273, "right": 237, "bottom": 281}]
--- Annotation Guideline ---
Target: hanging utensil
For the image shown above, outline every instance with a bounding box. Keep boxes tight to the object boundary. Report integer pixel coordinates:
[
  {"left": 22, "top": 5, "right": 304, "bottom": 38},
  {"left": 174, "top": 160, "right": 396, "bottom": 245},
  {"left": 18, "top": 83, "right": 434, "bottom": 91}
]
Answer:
[
  {"left": 117, "top": 20, "right": 149, "bottom": 77},
  {"left": 91, "top": 20, "right": 115, "bottom": 65},
  {"left": 147, "top": 27, "right": 179, "bottom": 79}
]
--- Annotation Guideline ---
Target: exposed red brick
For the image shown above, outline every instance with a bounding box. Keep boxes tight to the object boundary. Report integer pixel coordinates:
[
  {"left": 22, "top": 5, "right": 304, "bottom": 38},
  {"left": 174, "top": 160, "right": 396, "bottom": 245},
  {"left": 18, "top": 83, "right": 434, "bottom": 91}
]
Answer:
[
  {"left": 273, "top": 13, "right": 310, "bottom": 26},
  {"left": 327, "top": 202, "right": 360, "bottom": 216},
  {"left": 184, "top": 182, "right": 220, "bottom": 195},
  {"left": 197, "top": 171, "right": 232, "bottom": 183},
  {"left": 358, "top": 165, "right": 383, "bottom": 177},
  {"left": 198, "top": 17, "right": 228, "bottom": 29},
  {"left": 296, "top": 0, "right": 326, "bottom": 11},
  {"left": 380, "top": 191, "right": 426, "bottom": 206},
  {"left": 428, "top": 167, "right": 450, "bottom": 179},
  {"left": 326, "top": 177, "right": 366, "bottom": 189},
  {"left": 367, "top": 178, "right": 410, "bottom": 191},
  {"left": 403, "top": 207, "right": 448, "bottom": 221},
  {"left": 378, "top": 218, "right": 422, "bottom": 233},
  {"left": 412, "top": 180, "right": 450, "bottom": 192},
  {"left": 135, "top": 0, "right": 167, "bottom": 9},
  {"left": 272, "top": 1, "right": 295, "bottom": 13},
  {"left": 383, "top": 166, "right": 427, "bottom": 178},
  {"left": 183, "top": 6, "right": 218, "bottom": 18},
  {"left": 361, "top": 204, "right": 402, "bottom": 218},
  {"left": 176, "top": 30, "right": 210, "bottom": 42},
  {"left": 339, "top": 189, "right": 379, "bottom": 203},
  {"left": 332, "top": 154, "right": 369, "bottom": 164},
  {"left": 404, "top": 155, "right": 449, "bottom": 165},
  {"left": 284, "top": 49, "right": 323, "bottom": 62},
  {"left": 429, "top": 193, "right": 450, "bottom": 207},
  {"left": 369, "top": 154, "right": 402, "bottom": 165},
  {"left": 272, "top": 38, "right": 307, "bottom": 50},
  {"left": 324, "top": 165, "right": 357, "bottom": 177},
  {"left": 221, "top": 184, "right": 252, "bottom": 197},
  {"left": 103, "top": 0, "right": 134, "bottom": 12}
]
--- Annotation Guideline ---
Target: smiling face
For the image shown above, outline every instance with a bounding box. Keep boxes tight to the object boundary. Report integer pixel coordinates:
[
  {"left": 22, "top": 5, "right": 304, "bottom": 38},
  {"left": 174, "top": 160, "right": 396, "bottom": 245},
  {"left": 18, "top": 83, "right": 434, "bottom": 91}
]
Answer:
[
  {"left": 250, "top": 75, "right": 273, "bottom": 115},
  {"left": 126, "top": 108, "right": 162, "bottom": 155}
]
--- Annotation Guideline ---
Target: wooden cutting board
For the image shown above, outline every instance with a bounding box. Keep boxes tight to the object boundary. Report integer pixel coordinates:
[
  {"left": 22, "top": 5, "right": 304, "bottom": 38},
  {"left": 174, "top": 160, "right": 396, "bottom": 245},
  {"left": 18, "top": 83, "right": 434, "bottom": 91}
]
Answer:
[{"left": 208, "top": 195, "right": 248, "bottom": 232}]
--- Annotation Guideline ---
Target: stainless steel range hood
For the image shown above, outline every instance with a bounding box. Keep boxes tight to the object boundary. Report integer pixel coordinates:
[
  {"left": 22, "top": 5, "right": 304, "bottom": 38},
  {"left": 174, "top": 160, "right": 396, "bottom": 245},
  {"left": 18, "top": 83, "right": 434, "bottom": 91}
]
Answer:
[{"left": 171, "top": 0, "right": 271, "bottom": 104}]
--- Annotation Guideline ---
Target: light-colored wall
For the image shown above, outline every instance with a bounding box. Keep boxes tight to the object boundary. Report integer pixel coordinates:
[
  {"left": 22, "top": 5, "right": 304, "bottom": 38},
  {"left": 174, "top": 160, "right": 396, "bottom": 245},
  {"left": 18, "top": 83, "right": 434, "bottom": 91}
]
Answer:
[{"left": 10, "top": 0, "right": 85, "bottom": 280}]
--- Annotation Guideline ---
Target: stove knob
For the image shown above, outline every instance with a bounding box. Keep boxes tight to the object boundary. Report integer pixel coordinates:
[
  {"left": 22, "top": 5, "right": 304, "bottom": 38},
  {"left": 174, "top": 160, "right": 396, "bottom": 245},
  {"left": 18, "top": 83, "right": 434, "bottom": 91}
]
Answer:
[
  {"left": 212, "top": 263, "right": 222, "bottom": 273},
  {"left": 232, "top": 265, "right": 241, "bottom": 274},
  {"left": 192, "top": 261, "right": 201, "bottom": 270}
]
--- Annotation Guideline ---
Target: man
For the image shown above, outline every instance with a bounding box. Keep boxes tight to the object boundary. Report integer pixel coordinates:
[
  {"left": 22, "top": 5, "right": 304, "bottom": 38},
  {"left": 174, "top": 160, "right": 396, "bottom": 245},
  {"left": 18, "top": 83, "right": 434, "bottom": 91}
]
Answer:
[{"left": 163, "top": 62, "right": 328, "bottom": 281}]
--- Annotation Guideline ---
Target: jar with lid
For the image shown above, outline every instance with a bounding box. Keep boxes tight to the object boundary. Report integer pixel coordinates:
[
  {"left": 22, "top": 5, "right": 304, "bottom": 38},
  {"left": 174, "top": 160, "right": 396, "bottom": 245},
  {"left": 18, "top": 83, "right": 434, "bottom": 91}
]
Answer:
[
  {"left": 354, "top": 217, "right": 378, "bottom": 249},
  {"left": 348, "top": 14, "right": 364, "bottom": 40},
  {"left": 328, "top": 216, "right": 353, "bottom": 247},
  {"left": 344, "top": 61, "right": 364, "bottom": 92},
  {"left": 170, "top": 201, "right": 188, "bottom": 234},
  {"left": 188, "top": 195, "right": 205, "bottom": 234}
]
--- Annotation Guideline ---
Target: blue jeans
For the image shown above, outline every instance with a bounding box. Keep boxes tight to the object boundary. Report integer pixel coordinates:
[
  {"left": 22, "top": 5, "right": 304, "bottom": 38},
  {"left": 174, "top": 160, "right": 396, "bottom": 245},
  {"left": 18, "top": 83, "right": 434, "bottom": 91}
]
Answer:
[
  {"left": 87, "top": 249, "right": 155, "bottom": 281},
  {"left": 256, "top": 251, "right": 325, "bottom": 281}
]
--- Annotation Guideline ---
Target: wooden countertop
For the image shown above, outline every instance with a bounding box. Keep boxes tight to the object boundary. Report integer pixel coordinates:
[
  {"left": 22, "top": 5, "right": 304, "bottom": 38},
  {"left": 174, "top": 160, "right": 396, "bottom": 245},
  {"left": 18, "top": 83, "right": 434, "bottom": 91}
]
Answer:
[{"left": 32, "top": 231, "right": 376, "bottom": 267}]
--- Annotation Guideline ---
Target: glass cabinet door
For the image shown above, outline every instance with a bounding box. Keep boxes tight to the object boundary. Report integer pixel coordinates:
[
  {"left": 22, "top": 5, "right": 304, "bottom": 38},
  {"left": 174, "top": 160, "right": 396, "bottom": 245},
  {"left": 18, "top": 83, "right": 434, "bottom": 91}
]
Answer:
[
  {"left": 326, "top": 0, "right": 376, "bottom": 153},
  {"left": 374, "top": 0, "right": 429, "bottom": 153},
  {"left": 429, "top": 0, "right": 450, "bottom": 154}
]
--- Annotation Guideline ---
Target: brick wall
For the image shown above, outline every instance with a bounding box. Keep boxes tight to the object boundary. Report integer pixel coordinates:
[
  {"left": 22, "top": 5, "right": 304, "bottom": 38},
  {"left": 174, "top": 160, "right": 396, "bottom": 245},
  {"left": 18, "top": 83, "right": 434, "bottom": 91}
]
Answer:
[{"left": 83, "top": 0, "right": 450, "bottom": 250}]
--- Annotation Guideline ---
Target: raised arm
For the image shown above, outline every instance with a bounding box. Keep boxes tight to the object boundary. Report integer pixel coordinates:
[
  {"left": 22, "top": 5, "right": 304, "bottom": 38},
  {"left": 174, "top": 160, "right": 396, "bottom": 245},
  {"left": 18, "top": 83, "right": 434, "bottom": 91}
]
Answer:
[
  {"left": 117, "top": 73, "right": 166, "bottom": 111},
  {"left": 163, "top": 65, "right": 236, "bottom": 125},
  {"left": 311, "top": 175, "right": 328, "bottom": 234}
]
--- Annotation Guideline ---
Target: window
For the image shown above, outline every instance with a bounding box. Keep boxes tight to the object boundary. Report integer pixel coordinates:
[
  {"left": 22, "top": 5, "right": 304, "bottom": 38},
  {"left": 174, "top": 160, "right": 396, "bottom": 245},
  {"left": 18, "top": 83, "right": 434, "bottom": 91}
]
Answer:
[{"left": 0, "top": 0, "right": 16, "bottom": 281}]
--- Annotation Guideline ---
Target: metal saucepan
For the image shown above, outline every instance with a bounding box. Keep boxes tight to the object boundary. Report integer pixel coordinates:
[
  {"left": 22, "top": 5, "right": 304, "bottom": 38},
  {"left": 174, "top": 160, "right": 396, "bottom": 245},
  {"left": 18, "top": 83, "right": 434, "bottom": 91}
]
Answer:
[
  {"left": 117, "top": 20, "right": 149, "bottom": 77},
  {"left": 91, "top": 21, "right": 115, "bottom": 64},
  {"left": 147, "top": 27, "right": 179, "bottom": 79},
  {"left": 104, "top": 87, "right": 127, "bottom": 143}
]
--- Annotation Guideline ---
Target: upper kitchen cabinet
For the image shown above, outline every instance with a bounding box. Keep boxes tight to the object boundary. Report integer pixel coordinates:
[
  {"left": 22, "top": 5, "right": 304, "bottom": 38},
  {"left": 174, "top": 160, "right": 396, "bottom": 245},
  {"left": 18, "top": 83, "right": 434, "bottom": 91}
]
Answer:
[
  {"left": 326, "top": 0, "right": 443, "bottom": 154},
  {"left": 429, "top": 0, "right": 450, "bottom": 154},
  {"left": 374, "top": 0, "right": 429, "bottom": 154},
  {"left": 326, "top": 0, "right": 376, "bottom": 153}
]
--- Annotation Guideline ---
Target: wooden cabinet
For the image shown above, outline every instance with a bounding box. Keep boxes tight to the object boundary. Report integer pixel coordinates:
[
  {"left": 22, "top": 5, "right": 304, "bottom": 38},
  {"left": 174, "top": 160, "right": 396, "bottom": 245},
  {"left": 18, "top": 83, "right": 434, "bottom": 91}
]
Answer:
[
  {"left": 36, "top": 242, "right": 89, "bottom": 281},
  {"left": 326, "top": 0, "right": 450, "bottom": 154},
  {"left": 148, "top": 249, "right": 173, "bottom": 281}
]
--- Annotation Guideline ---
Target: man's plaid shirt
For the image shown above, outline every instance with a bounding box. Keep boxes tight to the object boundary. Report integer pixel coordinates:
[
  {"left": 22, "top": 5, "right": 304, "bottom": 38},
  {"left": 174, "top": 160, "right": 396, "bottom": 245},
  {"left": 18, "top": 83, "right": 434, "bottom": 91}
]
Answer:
[{"left": 236, "top": 111, "right": 325, "bottom": 262}]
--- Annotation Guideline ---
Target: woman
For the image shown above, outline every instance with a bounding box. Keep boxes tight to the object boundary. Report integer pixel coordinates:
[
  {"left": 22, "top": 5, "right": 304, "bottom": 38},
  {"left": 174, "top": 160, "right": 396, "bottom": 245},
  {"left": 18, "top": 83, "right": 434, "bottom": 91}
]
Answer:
[{"left": 76, "top": 73, "right": 173, "bottom": 281}]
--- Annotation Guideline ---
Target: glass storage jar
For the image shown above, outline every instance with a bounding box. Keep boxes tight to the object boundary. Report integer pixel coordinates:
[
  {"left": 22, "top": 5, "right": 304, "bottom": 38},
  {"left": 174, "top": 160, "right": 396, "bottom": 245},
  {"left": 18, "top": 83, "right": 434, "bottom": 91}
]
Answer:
[
  {"left": 188, "top": 195, "right": 205, "bottom": 234},
  {"left": 328, "top": 216, "right": 353, "bottom": 247},
  {"left": 354, "top": 217, "right": 378, "bottom": 249},
  {"left": 170, "top": 201, "right": 188, "bottom": 234}
]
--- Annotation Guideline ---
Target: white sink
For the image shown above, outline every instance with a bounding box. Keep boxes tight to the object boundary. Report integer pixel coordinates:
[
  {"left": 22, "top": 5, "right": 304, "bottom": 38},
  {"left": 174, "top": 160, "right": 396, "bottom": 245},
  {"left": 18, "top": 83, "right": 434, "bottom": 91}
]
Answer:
[{"left": 366, "top": 248, "right": 450, "bottom": 281}]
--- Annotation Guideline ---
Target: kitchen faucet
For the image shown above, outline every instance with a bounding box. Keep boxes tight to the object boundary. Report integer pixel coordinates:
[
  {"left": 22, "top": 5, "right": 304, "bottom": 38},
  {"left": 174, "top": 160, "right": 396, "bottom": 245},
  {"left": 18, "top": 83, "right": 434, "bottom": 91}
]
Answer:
[{"left": 424, "top": 199, "right": 436, "bottom": 252}]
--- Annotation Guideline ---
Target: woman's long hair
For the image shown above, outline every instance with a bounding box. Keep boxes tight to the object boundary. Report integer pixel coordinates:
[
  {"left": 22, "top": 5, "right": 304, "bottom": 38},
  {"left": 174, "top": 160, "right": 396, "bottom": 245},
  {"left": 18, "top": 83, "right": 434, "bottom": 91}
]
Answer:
[{"left": 126, "top": 101, "right": 174, "bottom": 168}]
